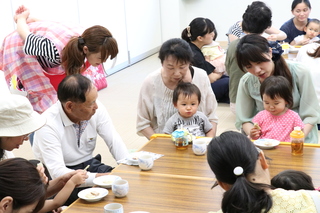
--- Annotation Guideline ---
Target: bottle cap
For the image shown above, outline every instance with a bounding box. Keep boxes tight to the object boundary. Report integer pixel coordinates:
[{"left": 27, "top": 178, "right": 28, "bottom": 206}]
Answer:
[
  {"left": 294, "top": 126, "right": 301, "bottom": 131},
  {"left": 290, "top": 126, "right": 304, "bottom": 138}
]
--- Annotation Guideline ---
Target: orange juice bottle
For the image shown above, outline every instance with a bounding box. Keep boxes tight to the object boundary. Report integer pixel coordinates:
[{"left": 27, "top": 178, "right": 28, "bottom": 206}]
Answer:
[{"left": 290, "top": 127, "right": 304, "bottom": 156}]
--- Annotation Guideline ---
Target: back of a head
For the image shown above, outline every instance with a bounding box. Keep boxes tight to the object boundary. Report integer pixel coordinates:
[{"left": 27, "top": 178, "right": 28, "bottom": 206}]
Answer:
[
  {"left": 57, "top": 74, "right": 93, "bottom": 103},
  {"left": 207, "top": 131, "right": 272, "bottom": 212},
  {"left": 181, "top": 17, "right": 216, "bottom": 42},
  {"left": 207, "top": 131, "right": 258, "bottom": 185},
  {"left": 242, "top": 1, "right": 272, "bottom": 34},
  {"left": 271, "top": 169, "right": 315, "bottom": 190},
  {"left": 0, "top": 158, "right": 46, "bottom": 212},
  {"left": 158, "top": 38, "right": 193, "bottom": 65}
]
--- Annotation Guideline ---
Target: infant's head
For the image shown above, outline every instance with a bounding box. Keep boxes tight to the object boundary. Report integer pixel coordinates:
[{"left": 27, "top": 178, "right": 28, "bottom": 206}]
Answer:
[
  {"left": 304, "top": 19, "right": 320, "bottom": 39},
  {"left": 173, "top": 82, "right": 201, "bottom": 118},
  {"left": 271, "top": 169, "right": 315, "bottom": 190}
]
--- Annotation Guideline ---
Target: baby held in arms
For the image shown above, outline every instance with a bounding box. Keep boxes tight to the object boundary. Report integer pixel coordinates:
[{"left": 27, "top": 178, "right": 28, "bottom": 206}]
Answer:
[
  {"left": 291, "top": 18, "right": 320, "bottom": 46},
  {"left": 163, "top": 82, "right": 214, "bottom": 137},
  {"left": 201, "top": 40, "right": 227, "bottom": 75},
  {"left": 250, "top": 76, "right": 304, "bottom": 142}
]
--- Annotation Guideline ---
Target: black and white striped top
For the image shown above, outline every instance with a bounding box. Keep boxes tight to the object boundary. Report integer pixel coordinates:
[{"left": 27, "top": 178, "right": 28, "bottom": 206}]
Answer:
[
  {"left": 226, "top": 21, "right": 243, "bottom": 38},
  {"left": 23, "top": 33, "right": 61, "bottom": 69}
]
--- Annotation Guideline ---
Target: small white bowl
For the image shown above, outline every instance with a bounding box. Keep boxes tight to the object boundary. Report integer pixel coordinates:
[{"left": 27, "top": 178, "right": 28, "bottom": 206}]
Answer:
[
  {"left": 126, "top": 153, "right": 140, "bottom": 165},
  {"left": 93, "top": 175, "right": 122, "bottom": 188},
  {"left": 254, "top": 139, "right": 280, "bottom": 150},
  {"left": 78, "top": 187, "right": 108, "bottom": 202}
]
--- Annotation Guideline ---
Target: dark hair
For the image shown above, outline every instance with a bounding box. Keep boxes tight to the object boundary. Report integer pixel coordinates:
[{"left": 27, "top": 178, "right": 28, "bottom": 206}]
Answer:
[
  {"left": 181, "top": 18, "right": 216, "bottom": 42},
  {"left": 61, "top": 25, "right": 118, "bottom": 75},
  {"left": 0, "top": 158, "right": 46, "bottom": 213},
  {"left": 242, "top": 1, "right": 272, "bottom": 34},
  {"left": 236, "top": 34, "right": 293, "bottom": 87},
  {"left": 260, "top": 76, "right": 293, "bottom": 108},
  {"left": 306, "top": 18, "right": 320, "bottom": 28},
  {"left": 158, "top": 38, "right": 193, "bottom": 65},
  {"left": 207, "top": 131, "right": 272, "bottom": 213},
  {"left": 291, "top": 0, "right": 311, "bottom": 11},
  {"left": 271, "top": 170, "right": 315, "bottom": 190},
  {"left": 0, "top": 143, "right": 4, "bottom": 160},
  {"left": 307, "top": 41, "right": 320, "bottom": 58},
  {"left": 173, "top": 82, "right": 201, "bottom": 105},
  {"left": 57, "top": 74, "right": 93, "bottom": 103}
]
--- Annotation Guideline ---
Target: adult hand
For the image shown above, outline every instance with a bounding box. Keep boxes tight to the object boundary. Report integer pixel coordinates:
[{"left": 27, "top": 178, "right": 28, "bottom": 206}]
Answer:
[{"left": 14, "top": 5, "right": 30, "bottom": 23}]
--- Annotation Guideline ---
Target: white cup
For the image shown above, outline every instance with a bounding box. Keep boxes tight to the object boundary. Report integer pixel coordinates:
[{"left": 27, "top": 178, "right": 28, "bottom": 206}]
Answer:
[
  {"left": 192, "top": 138, "right": 207, "bottom": 155},
  {"left": 112, "top": 179, "right": 129, "bottom": 198},
  {"left": 138, "top": 154, "right": 154, "bottom": 170},
  {"left": 104, "top": 203, "right": 123, "bottom": 213}
]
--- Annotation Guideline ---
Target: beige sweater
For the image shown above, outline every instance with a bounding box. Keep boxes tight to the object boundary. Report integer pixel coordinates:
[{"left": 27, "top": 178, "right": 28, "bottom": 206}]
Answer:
[{"left": 136, "top": 66, "right": 218, "bottom": 135}]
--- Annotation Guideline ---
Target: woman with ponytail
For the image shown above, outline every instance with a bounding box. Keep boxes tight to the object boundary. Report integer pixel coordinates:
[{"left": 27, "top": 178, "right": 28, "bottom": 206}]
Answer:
[
  {"left": 235, "top": 34, "right": 320, "bottom": 143},
  {"left": 0, "top": 5, "right": 118, "bottom": 114},
  {"left": 207, "top": 131, "right": 320, "bottom": 213},
  {"left": 181, "top": 18, "right": 230, "bottom": 103}
]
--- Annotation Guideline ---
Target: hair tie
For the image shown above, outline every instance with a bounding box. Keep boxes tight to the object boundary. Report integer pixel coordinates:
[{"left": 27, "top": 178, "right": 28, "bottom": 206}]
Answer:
[
  {"left": 268, "top": 41, "right": 283, "bottom": 61},
  {"left": 187, "top": 26, "right": 191, "bottom": 38},
  {"left": 78, "top": 36, "right": 85, "bottom": 45},
  {"left": 103, "top": 36, "right": 112, "bottom": 44},
  {"left": 233, "top": 166, "right": 244, "bottom": 176}
]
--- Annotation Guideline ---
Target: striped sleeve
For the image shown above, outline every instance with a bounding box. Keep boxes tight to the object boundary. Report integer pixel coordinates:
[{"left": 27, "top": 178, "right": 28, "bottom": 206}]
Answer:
[
  {"left": 227, "top": 22, "right": 243, "bottom": 38},
  {"left": 23, "top": 33, "right": 61, "bottom": 68}
]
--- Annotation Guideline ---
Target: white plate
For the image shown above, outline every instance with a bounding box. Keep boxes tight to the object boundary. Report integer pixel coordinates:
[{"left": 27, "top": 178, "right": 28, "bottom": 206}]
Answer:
[
  {"left": 254, "top": 139, "right": 280, "bottom": 150},
  {"left": 78, "top": 187, "right": 108, "bottom": 202},
  {"left": 93, "top": 175, "right": 122, "bottom": 188}
]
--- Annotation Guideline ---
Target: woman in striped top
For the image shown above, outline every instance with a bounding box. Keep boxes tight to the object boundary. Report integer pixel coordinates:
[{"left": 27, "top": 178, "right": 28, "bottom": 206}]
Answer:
[{"left": 0, "top": 5, "right": 118, "bottom": 113}]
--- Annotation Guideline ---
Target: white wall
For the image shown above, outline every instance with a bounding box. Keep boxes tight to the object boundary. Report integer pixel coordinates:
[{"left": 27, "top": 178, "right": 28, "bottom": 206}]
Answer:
[{"left": 1, "top": 1, "right": 319, "bottom": 75}]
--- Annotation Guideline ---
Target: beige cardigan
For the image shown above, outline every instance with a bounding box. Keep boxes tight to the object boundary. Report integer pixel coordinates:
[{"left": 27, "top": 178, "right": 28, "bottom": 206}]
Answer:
[{"left": 136, "top": 66, "right": 218, "bottom": 135}]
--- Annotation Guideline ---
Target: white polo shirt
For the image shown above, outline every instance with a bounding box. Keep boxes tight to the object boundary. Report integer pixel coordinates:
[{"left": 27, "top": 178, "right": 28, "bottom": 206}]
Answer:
[{"left": 33, "top": 100, "right": 129, "bottom": 186}]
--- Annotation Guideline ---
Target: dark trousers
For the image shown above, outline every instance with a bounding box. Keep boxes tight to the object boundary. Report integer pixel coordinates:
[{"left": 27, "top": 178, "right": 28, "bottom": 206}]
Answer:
[
  {"left": 64, "top": 154, "right": 114, "bottom": 206},
  {"left": 211, "top": 74, "right": 230, "bottom": 104}
]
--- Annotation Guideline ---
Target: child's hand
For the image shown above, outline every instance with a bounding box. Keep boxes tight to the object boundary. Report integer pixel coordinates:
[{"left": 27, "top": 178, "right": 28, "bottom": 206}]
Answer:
[
  {"left": 299, "top": 38, "right": 310, "bottom": 46},
  {"left": 14, "top": 5, "right": 30, "bottom": 23},
  {"left": 266, "top": 34, "right": 277, "bottom": 41},
  {"left": 250, "top": 124, "right": 261, "bottom": 140},
  {"left": 36, "top": 163, "right": 49, "bottom": 184},
  {"left": 69, "top": 170, "right": 88, "bottom": 186}
]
